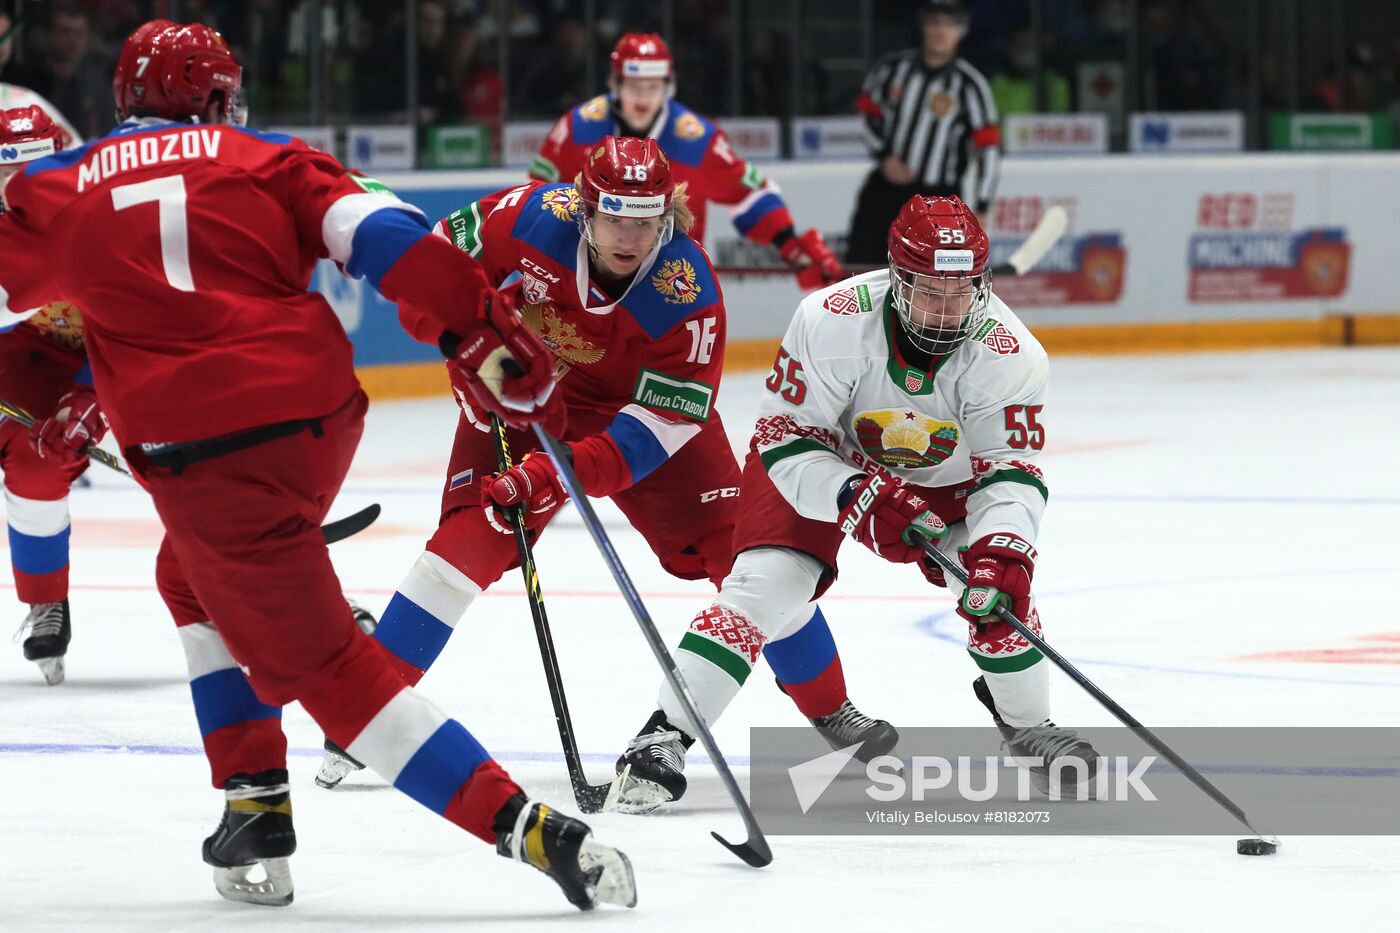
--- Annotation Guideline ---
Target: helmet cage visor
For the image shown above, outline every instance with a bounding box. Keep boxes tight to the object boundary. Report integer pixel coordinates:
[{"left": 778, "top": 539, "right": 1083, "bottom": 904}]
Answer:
[
  {"left": 225, "top": 86, "right": 248, "bottom": 126},
  {"left": 577, "top": 203, "right": 674, "bottom": 255},
  {"left": 888, "top": 255, "right": 991, "bottom": 356}
]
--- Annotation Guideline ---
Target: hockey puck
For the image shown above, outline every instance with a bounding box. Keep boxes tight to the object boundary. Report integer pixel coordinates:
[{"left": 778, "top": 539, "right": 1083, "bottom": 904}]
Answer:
[{"left": 1236, "top": 838, "right": 1278, "bottom": 856}]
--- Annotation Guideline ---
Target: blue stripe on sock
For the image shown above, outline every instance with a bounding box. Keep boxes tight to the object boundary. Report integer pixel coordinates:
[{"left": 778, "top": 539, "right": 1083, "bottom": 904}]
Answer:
[
  {"left": 8, "top": 525, "right": 70, "bottom": 576},
  {"left": 189, "top": 667, "right": 281, "bottom": 737},
  {"left": 373, "top": 592, "right": 455, "bottom": 671},
  {"left": 393, "top": 719, "right": 493, "bottom": 814},
  {"left": 764, "top": 605, "right": 838, "bottom": 685}
]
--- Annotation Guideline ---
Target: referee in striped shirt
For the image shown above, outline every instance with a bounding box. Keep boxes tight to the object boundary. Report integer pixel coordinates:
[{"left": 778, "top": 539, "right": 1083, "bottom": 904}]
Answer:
[{"left": 846, "top": 0, "right": 1002, "bottom": 264}]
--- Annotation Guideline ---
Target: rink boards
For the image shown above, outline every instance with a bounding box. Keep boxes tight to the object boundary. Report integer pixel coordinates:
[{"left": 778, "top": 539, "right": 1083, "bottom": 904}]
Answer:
[{"left": 312, "top": 153, "right": 1400, "bottom": 397}]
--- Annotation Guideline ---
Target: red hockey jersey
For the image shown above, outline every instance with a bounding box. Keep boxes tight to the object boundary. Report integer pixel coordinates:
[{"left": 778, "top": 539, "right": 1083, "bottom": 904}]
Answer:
[
  {"left": 530, "top": 96, "right": 794, "bottom": 247},
  {"left": 416, "top": 181, "right": 727, "bottom": 494},
  {"left": 0, "top": 119, "right": 489, "bottom": 446}
]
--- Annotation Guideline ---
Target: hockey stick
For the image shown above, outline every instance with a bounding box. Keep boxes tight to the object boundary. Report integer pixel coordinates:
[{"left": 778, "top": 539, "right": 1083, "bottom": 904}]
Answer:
[
  {"left": 0, "top": 398, "right": 131, "bottom": 476},
  {"left": 490, "top": 415, "right": 612, "bottom": 813},
  {"left": 914, "top": 534, "right": 1281, "bottom": 851},
  {"left": 534, "top": 424, "right": 773, "bottom": 868},
  {"left": 1, "top": 398, "right": 379, "bottom": 544},
  {"left": 320, "top": 503, "right": 380, "bottom": 544},
  {"left": 990, "top": 205, "right": 1068, "bottom": 277}
]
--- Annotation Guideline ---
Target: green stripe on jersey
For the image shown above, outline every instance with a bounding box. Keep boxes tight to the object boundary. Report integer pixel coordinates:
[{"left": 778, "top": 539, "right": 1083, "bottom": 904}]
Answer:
[
  {"left": 974, "top": 468, "right": 1049, "bottom": 502},
  {"left": 530, "top": 155, "right": 560, "bottom": 182},
  {"left": 679, "top": 632, "right": 754, "bottom": 684},
  {"left": 967, "top": 646, "right": 1044, "bottom": 673},
  {"left": 445, "top": 201, "right": 485, "bottom": 258},
  {"left": 759, "top": 437, "right": 832, "bottom": 471}
]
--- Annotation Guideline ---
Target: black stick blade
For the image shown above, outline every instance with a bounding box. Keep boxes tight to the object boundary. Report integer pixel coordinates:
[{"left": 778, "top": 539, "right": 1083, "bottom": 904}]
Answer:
[
  {"left": 321, "top": 503, "right": 381, "bottom": 543},
  {"left": 712, "top": 832, "right": 773, "bottom": 868}
]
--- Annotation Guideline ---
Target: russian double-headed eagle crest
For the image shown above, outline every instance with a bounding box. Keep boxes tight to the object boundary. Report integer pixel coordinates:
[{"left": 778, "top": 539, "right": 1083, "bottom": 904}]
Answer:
[
  {"left": 521, "top": 303, "right": 605, "bottom": 373},
  {"left": 541, "top": 186, "right": 580, "bottom": 221},
  {"left": 651, "top": 258, "right": 701, "bottom": 304},
  {"left": 26, "top": 301, "right": 85, "bottom": 352}
]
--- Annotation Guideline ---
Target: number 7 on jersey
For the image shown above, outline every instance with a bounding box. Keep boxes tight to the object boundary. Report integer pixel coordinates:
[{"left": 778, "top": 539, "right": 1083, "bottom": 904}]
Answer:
[{"left": 111, "top": 175, "right": 195, "bottom": 292}]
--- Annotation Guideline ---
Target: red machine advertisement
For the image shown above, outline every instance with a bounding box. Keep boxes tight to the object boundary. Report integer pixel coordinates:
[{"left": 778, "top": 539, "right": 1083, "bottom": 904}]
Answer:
[
  {"left": 990, "top": 196, "right": 1127, "bottom": 307},
  {"left": 1187, "top": 192, "right": 1351, "bottom": 302}
]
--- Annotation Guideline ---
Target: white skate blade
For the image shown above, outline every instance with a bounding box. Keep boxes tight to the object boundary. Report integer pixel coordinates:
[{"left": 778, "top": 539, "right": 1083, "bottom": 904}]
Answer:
[
  {"left": 1018, "top": 757, "right": 1100, "bottom": 801},
  {"left": 212, "top": 857, "right": 294, "bottom": 907},
  {"left": 603, "top": 766, "right": 674, "bottom": 815},
  {"left": 314, "top": 750, "right": 362, "bottom": 790},
  {"left": 579, "top": 838, "right": 637, "bottom": 909},
  {"left": 35, "top": 656, "right": 65, "bottom": 686}
]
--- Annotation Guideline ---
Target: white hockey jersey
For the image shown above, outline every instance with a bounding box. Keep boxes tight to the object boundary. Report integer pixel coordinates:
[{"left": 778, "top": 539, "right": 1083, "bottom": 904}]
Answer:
[{"left": 754, "top": 270, "right": 1048, "bottom": 546}]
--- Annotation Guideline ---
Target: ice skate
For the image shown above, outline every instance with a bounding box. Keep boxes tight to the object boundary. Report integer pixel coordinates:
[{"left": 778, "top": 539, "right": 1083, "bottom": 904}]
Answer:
[
  {"left": 347, "top": 597, "right": 377, "bottom": 634},
  {"left": 312, "top": 599, "right": 376, "bottom": 789},
  {"left": 608, "top": 709, "right": 693, "bottom": 814},
  {"left": 810, "top": 699, "right": 900, "bottom": 762},
  {"left": 202, "top": 769, "right": 296, "bottom": 906},
  {"left": 496, "top": 797, "right": 637, "bottom": 910},
  {"left": 314, "top": 737, "right": 366, "bottom": 790},
  {"left": 16, "top": 600, "right": 71, "bottom": 686},
  {"left": 973, "top": 676, "right": 1099, "bottom": 799}
]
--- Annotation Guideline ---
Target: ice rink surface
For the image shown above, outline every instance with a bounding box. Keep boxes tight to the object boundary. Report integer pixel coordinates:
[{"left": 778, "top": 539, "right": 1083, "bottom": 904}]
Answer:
[{"left": 3, "top": 347, "right": 1398, "bottom": 931}]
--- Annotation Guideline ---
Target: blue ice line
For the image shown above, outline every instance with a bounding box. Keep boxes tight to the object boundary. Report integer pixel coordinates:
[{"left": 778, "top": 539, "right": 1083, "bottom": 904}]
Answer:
[
  {"left": 0, "top": 742, "right": 735, "bottom": 767},
  {"left": 917, "top": 610, "right": 1400, "bottom": 690},
  {"left": 4, "top": 742, "right": 1397, "bottom": 780},
  {"left": 79, "top": 484, "right": 1400, "bottom": 507}
]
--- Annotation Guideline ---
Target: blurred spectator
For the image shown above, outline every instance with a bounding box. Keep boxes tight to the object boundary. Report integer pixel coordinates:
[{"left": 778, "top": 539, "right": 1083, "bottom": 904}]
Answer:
[
  {"left": 417, "top": 0, "right": 462, "bottom": 124},
  {"left": 989, "top": 26, "right": 1071, "bottom": 115},
  {"left": 452, "top": 15, "right": 502, "bottom": 137},
  {"left": 744, "top": 25, "right": 791, "bottom": 117},
  {"left": 1139, "top": 0, "right": 1222, "bottom": 111},
  {"left": 1311, "top": 44, "right": 1378, "bottom": 113},
  {"left": 0, "top": 10, "right": 17, "bottom": 80},
  {"left": 514, "top": 18, "right": 587, "bottom": 117},
  {"left": 12, "top": 7, "right": 111, "bottom": 139}
]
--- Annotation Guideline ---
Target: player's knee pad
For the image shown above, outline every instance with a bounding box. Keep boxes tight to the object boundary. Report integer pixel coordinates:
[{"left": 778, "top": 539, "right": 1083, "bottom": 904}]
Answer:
[
  {"left": 714, "top": 546, "right": 824, "bottom": 640},
  {"left": 155, "top": 538, "right": 206, "bottom": 626},
  {"left": 425, "top": 506, "right": 522, "bottom": 591},
  {"left": 657, "top": 526, "right": 735, "bottom": 587}
]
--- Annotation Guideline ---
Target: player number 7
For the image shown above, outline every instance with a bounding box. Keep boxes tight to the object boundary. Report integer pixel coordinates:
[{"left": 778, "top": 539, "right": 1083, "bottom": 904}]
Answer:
[{"left": 112, "top": 175, "right": 195, "bottom": 292}]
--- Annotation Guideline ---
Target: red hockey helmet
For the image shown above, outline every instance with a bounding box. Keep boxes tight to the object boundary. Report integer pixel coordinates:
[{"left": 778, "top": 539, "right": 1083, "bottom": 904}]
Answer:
[
  {"left": 610, "top": 32, "right": 673, "bottom": 81},
  {"left": 113, "top": 20, "right": 245, "bottom": 125},
  {"left": 887, "top": 195, "right": 992, "bottom": 356},
  {"left": 0, "top": 105, "right": 64, "bottom": 169},
  {"left": 577, "top": 135, "right": 677, "bottom": 246}
]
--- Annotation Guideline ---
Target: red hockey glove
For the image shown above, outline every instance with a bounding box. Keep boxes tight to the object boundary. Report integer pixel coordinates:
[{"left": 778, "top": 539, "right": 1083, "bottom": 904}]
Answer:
[
  {"left": 482, "top": 450, "right": 567, "bottom": 533},
  {"left": 779, "top": 228, "right": 846, "bottom": 291},
  {"left": 30, "top": 388, "right": 106, "bottom": 470},
  {"left": 446, "top": 362, "right": 492, "bottom": 433},
  {"left": 920, "top": 554, "right": 948, "bottom": 589},
  {"left": 447, "top": 289, "right": 565, "bottom": 436},
  {"left": 957, "top": 533, "right": 1037, "bottom": 641},
  {"left": 836, "top": 474, "right": 946, "bottom": 564}
]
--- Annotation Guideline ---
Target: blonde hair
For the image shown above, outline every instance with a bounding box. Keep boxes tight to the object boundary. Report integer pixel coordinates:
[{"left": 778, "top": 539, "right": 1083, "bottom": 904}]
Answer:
[{"left": 571, "top": 175, "right": 694, "bottom": 236}]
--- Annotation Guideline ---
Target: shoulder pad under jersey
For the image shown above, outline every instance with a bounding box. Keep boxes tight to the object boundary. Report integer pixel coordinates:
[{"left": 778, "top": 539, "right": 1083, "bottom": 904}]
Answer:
[
  {"left": 622, "top": 234, "right": 720, "bottom": 340},
  {"left": 569, "top": 95, "right": 617, "bottom": 148},
  {"left": 508, "top": 183, "right": 585, "bottom": 269},
  {"left": 655, "top": 100, "right": 716, "bottom": 166}
]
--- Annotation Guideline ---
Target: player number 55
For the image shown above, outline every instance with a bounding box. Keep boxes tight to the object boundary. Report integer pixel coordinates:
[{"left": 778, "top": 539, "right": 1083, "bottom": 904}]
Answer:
[
  {"left": 1004, "top": 404, "right": 1044, "bottom": 449},
  {"left": 764, "top": 348, "right": 807, "bottom": 404}
]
